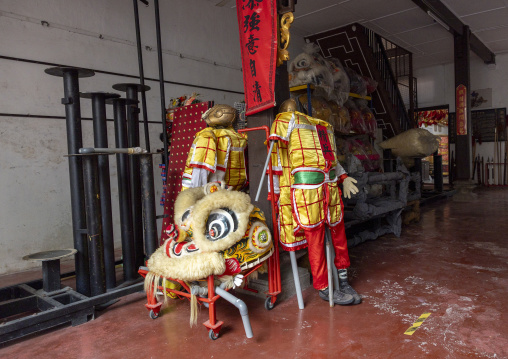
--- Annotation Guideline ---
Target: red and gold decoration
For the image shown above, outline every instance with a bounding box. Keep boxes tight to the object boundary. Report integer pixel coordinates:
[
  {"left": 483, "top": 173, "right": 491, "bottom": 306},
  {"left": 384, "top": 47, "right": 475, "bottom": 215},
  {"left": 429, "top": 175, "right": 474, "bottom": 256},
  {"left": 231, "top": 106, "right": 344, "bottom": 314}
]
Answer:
[
  {"left": 456, "top": 84, "right": 468, "bottom": 135},
  {"left": 418, "top": 109, "right": 449, "bottom": 127},
  {"left": 277, "top": 12, "right": 294, "bottom": 66},
  {"left": 236, "top": 0, "right": 277, "bottom": 116},
  {"left": 439, "top": 136, "right": 449, "bottom": 176}
]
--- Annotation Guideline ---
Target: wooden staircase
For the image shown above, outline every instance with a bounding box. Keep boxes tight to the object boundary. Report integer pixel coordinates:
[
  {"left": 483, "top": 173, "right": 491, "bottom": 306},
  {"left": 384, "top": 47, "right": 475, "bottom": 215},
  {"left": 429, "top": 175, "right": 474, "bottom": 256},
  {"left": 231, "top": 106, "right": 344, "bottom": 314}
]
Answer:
[{"left": 306, "top": 23, "right": 417, "bottom": 138}]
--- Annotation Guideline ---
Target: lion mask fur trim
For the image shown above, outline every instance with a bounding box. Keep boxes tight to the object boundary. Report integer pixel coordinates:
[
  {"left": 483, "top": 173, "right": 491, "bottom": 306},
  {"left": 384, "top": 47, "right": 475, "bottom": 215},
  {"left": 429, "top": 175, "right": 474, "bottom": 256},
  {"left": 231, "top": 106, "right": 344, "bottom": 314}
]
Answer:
[
  {"left": 174, "top": 187, "right": 205, "bottom": 226},
  {"left": 147, "top": 246, "right": 226, "bottom": 282},
  {"left": 190, "top": 189, "right": 254, "bottom": 253}
]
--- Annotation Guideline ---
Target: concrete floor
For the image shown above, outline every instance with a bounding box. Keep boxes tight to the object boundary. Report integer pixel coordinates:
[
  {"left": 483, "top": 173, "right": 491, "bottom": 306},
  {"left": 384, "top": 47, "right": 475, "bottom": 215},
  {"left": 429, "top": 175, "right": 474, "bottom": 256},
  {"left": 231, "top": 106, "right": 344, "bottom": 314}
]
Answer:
[{"left": 1, "top": 187, "right": 507, "bottom": 358}]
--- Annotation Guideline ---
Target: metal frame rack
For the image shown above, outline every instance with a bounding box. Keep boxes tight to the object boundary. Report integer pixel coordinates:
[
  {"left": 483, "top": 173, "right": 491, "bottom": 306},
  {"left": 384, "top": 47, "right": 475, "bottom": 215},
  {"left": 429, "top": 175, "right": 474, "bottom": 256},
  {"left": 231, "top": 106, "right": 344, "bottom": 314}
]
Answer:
[{"left": 0, "top": 0, "right": 165, "bottom": 344}]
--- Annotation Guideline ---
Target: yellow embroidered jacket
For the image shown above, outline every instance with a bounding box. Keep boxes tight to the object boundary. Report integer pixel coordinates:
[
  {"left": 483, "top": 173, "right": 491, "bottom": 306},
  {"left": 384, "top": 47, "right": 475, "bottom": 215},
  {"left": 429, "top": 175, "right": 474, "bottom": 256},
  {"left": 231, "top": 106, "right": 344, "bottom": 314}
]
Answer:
[
  {"left": 182, "top": 127, "right": 248, "bottom": 191},
  {"left": 269, "top": 111, "right": 347, "bottom": 251}
]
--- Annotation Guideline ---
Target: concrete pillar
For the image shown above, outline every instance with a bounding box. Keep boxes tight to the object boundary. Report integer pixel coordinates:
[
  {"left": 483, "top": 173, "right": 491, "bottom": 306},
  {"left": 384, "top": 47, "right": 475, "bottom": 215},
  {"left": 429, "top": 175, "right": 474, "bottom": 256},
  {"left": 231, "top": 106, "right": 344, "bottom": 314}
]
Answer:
[{"left": 453, "top": 25, "right": 477, "bottom": 201}]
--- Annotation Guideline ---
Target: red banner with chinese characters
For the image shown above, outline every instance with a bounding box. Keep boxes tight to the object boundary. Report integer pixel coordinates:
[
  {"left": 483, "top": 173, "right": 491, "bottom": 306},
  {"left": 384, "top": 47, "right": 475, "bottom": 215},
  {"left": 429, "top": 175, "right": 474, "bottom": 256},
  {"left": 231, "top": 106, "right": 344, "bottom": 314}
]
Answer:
[
  {"left": 236, "top": 0, "right": 277, "bottom": 116},
  {"left": 456, "top": 84, "right": 467, "bottom": 135},
  {"left": 316, "top": 125, "right": 334, "bottom": 162}
]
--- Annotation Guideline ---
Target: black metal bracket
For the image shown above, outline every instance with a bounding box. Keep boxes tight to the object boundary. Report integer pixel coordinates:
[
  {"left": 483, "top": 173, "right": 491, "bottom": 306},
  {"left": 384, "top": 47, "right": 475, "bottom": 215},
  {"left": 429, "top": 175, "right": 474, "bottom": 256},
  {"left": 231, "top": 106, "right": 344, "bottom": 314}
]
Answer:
[
  {"left": 0, "top": 280, "right": 143, "bottom": 345},
  {"left": 277, "top": 0, "right": 296, "bottom": 14}
]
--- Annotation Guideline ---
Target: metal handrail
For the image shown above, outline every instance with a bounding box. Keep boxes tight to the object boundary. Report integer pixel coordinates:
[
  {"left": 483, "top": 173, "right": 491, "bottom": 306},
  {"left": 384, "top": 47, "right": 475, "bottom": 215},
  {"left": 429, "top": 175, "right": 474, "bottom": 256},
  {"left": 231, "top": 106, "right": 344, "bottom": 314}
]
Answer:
[{"left": 364, "top": 28, "right": 416, "bottom": 131}]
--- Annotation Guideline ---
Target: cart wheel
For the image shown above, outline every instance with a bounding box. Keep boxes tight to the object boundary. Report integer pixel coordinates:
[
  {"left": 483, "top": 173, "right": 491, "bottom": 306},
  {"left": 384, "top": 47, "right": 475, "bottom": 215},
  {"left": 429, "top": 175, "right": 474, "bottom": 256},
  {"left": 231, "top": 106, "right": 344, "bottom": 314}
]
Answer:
[
  {"left": 149, "top": 309, "right": 159, "bottom": 320},
  {"left": 209, "top": 329, "right": 219, "bottom": 340},
  {"left": 265, "top": 297, "right": 275, "bottom": 310}
]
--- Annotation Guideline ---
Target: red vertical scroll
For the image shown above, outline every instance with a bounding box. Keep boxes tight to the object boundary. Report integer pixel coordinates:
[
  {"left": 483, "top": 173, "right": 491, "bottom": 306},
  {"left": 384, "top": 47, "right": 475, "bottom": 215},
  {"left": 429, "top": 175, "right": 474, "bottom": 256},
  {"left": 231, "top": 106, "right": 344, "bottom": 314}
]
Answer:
[
  {"left": 236, "top": 0, "right": 277, "bottom": 116},
  {"left": 456, "top": 84, "right": 467, "bottom": 135}
]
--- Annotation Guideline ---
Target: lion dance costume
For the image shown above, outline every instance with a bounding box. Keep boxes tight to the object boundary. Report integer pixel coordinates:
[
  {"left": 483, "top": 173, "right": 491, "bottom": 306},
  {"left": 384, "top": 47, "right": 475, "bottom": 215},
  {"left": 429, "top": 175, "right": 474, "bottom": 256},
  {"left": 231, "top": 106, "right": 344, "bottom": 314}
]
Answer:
[
  {"left": 181, "top": 104, "right": 248, "bottom": 191},
  {"left": 144, "top": 105, "right": 276, "bottom": 329},
  {"left": 144, "top": 181, "right": 274, "bottom": 326},
  {"left": 146, "top": 182, "right": 273, "bottom": 287},
  {"left": 269, "top": 100, "right": 360, "bottom": 305}
]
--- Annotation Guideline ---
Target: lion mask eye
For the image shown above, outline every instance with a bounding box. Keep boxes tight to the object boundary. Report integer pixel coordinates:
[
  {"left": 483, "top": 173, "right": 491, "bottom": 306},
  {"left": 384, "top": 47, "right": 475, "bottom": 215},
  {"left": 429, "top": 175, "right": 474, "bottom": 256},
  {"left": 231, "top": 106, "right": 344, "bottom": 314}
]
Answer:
[
  {"left": 179, "top": 208, "right": 193, "bottom": 232},
  {"left": 182, "top": 209, "right": 191, "bottom": 222},
  {"left": 205, "top": 208, "right": 238, "bottom": 241}
]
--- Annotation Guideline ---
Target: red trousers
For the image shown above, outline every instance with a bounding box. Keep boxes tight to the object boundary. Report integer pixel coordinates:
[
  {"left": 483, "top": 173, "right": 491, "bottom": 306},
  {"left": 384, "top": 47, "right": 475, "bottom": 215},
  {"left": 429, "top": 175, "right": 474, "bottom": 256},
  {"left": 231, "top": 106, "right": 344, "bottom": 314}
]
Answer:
[{"left": 305, "top": 219, "right": 350, "bottom": 290}]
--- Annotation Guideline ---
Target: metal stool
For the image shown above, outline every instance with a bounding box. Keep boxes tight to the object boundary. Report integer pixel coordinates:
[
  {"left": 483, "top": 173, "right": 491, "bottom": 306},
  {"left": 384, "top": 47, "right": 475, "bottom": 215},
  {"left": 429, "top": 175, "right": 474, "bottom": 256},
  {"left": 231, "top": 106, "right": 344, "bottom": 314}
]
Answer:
[{"left": 23, "top": 249, "right": 77, "bottom": 292}]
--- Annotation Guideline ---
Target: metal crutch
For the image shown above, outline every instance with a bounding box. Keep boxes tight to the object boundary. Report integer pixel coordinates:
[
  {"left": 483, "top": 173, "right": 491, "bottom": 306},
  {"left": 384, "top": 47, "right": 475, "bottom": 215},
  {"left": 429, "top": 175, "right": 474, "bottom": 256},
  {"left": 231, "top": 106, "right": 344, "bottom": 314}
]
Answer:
[
  {"left": 326, "top": 226, "right": 340, "bottom": 290},
  {"left": 325, "top": 230, "right": 334, "bottom": 308},
  {"left": 257, "top": 138, "right": 304, "bottom": 309}
]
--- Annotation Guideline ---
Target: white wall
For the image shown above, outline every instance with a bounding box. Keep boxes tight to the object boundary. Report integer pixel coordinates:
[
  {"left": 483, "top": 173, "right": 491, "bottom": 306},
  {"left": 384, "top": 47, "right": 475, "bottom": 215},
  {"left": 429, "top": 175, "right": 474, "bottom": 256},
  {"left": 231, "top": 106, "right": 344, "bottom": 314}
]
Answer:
[
  {"left": 423, "top": 124, "right": 448, "bottom": 136},
  {"left": 415, "top": 52, "right": 508, "bottom": 177},
  {"left": 0, "top": 0, "right": 245, "bottom": 275},
  {"left": 288, "top": 26, "right": 308, "bottom": 61},
  {"left": 416, "top": 52, "right": 508, "bottom": 111},
  {"left": 415, "top": 62, "right": 455, "bottom": 111}
]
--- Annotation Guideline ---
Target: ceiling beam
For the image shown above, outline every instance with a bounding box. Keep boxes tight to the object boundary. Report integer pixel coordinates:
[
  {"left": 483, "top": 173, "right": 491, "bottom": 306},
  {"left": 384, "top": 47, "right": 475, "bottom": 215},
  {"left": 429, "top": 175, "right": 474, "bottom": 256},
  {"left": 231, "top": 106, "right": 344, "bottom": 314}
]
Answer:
[{"left": 411, "top": 0, "right": 495, "bottom": 64}]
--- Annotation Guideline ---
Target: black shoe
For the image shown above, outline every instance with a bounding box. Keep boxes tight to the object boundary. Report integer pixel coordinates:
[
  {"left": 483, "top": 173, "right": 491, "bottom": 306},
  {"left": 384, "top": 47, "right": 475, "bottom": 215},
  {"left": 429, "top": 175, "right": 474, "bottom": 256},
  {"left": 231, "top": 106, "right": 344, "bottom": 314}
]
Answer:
[
  {"left": 319, "top": 287, "right": 354, "bottom": 305},
  {"left": 339, "top": 281, "right": 361, "bottom": 305}
]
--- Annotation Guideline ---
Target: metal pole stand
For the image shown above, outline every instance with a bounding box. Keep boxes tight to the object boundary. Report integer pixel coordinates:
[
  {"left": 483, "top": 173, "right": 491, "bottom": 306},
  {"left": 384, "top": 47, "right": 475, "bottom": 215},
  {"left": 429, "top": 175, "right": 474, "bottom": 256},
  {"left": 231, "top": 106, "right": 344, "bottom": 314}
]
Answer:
[
  {"left": 82, "top": 154, "right": 107, "bottom": 296},
  {"left": 80, "top": 91, "right": 120, "bottom": 289},
  {"left": 107, "top": 97, "right": 139, "bottom": 281},
  {"left": 140, "top": 154, "right": 158, "bottom": 257},
  {"left": 112, "top": 83, "right": 151, "bottom": 269},
  {"left": 45, "top": 66, "right": 95, "bottom": 296}
]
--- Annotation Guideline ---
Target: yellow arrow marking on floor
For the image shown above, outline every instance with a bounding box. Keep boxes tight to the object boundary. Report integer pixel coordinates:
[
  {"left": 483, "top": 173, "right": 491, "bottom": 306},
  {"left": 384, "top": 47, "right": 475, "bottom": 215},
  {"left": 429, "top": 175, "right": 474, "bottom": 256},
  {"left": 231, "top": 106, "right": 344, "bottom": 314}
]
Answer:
[{"left": 404, "top": 312, "right": 431, "bottom": 335}]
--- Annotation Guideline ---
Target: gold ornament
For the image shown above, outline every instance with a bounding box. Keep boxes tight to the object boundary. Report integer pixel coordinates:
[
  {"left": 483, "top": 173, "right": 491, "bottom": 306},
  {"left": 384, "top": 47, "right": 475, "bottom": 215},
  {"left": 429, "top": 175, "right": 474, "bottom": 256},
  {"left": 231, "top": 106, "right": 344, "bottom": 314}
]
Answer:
[
  {"left": 279, "top": 98, "right": 298, "bottom": 113},
  {"left": 201, "top": 104, "right": 237, "bottom": 127},
  {"left": 277, "top": 12, "right": 294, "bottom": 67}
]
